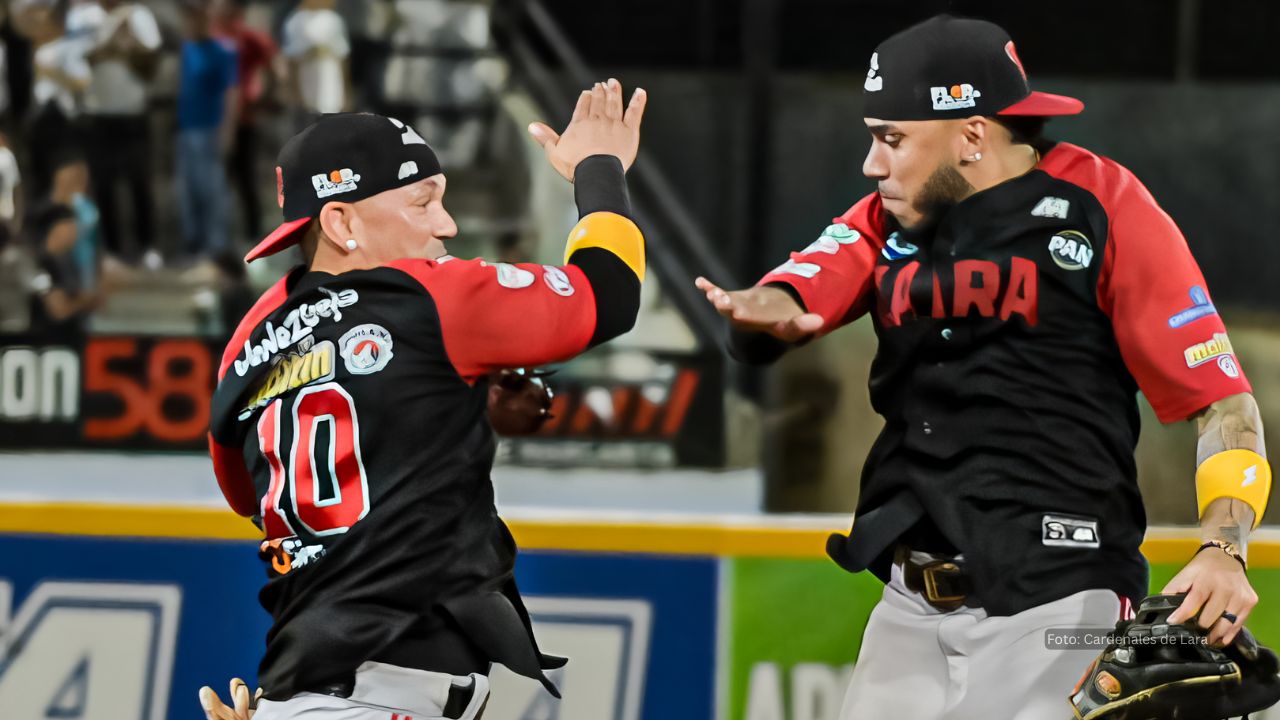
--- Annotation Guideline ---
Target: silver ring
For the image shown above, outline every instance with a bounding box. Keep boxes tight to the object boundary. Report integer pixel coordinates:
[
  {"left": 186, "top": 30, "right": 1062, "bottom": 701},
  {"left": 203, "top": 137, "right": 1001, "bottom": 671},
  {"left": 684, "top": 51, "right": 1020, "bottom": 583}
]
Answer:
[{"left": 1221, "top": 611, "right": 1239, "bottom": 624}]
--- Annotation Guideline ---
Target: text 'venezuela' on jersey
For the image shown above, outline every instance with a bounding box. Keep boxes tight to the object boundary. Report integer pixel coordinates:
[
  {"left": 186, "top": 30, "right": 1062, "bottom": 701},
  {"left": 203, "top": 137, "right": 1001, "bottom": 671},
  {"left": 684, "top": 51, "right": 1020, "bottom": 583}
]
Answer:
[
  {"left": 732, "top": 141, "right": 1250, "bottom": 616},
  {"left": 206, "top": 157, "right": 643, "bottom": 700}
]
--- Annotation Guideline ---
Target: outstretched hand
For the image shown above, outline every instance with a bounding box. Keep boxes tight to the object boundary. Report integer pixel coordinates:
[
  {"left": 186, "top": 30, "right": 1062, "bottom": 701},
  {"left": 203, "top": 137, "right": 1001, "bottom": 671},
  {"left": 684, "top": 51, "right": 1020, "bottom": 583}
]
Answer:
[
  {"left": 528, "top": 78, "right": 647, "bottom": 182},
  {"left": 695, "top": 277, "right": 824, "bottom": 343}
]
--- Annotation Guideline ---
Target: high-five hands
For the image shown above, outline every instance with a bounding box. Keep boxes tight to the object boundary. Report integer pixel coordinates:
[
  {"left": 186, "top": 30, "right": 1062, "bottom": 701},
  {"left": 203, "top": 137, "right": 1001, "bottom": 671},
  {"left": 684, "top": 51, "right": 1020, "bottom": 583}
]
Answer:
[
  {"left": 528, "top": 78, "right": 647, "bottom": 182},
  {"left": 695, "top": 277, "right": 824, "bottom": 343}
]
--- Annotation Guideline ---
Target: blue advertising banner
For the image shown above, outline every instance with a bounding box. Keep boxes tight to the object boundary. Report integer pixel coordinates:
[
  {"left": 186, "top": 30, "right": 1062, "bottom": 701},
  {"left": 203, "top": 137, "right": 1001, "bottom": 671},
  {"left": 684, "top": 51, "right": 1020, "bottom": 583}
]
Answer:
[{"left": 0, "top": 534, "right": 718, "bottom": 720}]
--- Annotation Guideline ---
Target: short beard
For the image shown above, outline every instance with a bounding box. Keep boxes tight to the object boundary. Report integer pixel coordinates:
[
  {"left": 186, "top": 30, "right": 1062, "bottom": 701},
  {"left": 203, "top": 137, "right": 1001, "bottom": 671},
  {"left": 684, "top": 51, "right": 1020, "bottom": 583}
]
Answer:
[{"left": 894, "top": 164, "right": 975, "bottom": 233}]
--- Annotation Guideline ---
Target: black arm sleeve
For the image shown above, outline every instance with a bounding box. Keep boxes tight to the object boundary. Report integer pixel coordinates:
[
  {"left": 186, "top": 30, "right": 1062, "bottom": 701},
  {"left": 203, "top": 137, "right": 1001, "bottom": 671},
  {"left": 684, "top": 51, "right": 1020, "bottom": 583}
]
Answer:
[
  {"left": 574, "top": 155, "right": 631, "bottom": 219},
  {"left": 567, "top": 156, "right": 642, "bottom": 347},
  {"left": 571, "top": 247, "right": 641, "bottom": 348}
]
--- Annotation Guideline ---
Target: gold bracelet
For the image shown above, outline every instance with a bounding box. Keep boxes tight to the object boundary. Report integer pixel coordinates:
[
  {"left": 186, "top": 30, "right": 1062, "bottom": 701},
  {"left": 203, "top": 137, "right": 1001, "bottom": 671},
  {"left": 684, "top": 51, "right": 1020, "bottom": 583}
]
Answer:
[{"left": 1196, "top": 540, "right": 1247, "bottom": 573}]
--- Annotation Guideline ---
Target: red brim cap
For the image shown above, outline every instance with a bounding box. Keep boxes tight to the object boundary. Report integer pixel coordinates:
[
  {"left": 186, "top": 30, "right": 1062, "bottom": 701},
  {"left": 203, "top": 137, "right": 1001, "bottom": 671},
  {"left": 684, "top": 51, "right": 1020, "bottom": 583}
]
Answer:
[
  {"left": 244, "top": 217, "right": 312, "bottom": 263},
  {"left": 998, "top": 90, "right": 1084, "bottom": 116}
]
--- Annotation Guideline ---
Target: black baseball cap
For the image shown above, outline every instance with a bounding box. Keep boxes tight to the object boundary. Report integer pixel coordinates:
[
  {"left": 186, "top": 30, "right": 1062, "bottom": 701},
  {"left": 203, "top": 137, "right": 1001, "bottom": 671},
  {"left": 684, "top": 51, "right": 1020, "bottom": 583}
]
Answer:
[
  {"left": 862, "top": 15, "right": 1083, "bottom": 121},
  {"left": 246, "top": 113, "right": 443, "bottom": 262}
]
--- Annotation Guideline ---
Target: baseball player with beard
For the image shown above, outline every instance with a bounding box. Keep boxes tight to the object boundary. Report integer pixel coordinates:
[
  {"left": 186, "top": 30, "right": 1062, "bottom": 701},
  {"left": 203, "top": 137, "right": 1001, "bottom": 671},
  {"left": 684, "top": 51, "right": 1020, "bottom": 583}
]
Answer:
[{"left": 698, "top": 15, "right": 1270, "bottom": 719}]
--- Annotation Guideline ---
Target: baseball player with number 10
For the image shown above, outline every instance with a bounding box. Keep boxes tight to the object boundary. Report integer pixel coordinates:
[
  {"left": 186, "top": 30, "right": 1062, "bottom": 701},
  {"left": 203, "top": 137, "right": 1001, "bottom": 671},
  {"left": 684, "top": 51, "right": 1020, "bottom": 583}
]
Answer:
[
  {"left": 699, "top": 15, "right": 1273, "bottom": 719},
  {"left": 202, "top": 78, "right": 647, "bottom": 719}
]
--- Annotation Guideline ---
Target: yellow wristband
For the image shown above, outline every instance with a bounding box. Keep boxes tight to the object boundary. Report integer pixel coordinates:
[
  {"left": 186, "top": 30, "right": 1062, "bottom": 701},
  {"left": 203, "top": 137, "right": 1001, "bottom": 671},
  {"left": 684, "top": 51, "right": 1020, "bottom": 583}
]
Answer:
[
  {"left": 563, "top": 212, "right": 645, "bottom": 282},
  {"left": 1196, "top": 449, "right": 1271, "bottom": 529}
]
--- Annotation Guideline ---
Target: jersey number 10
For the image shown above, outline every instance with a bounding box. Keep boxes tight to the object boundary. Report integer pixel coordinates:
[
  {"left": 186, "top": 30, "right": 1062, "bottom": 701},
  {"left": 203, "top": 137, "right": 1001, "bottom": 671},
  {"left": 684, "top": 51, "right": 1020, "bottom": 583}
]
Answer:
[{"left": 255, "top": 382, "right": 371, "bottom": 537}]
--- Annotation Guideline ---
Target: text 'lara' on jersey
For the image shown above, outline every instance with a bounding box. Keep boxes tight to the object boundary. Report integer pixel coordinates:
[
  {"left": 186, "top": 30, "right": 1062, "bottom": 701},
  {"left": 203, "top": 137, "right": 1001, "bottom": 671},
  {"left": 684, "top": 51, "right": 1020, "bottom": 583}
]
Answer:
[
  {"left": 206, "top": 156, "right": 645, "bottom": 700},
  {"left": 733, "top": 141, "right": 1250, "bottom": 616}
]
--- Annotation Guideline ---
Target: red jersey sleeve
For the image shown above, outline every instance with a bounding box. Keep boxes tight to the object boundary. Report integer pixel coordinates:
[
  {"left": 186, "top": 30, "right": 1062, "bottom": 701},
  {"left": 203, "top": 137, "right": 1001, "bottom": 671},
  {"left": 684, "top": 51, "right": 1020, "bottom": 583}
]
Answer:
[
  {"left": 391, "top": 257, "right": 598, "bottom": 379},
  {"left": 1096, "top": 167, "right": 1251, "bottom": 423},
  {"left": 756, "top": 192, "right": 887, "bottom": 334}
]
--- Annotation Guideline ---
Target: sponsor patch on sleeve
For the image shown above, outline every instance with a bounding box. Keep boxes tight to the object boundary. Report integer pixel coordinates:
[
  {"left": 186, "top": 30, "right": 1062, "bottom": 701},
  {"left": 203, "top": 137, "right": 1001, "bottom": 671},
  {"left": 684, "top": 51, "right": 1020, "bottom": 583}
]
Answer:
[
  {"left": 1167, "top": 286, "right": 1218, "bottom": 328},
  {"left": 495, "top": 263, "right": 536, "bottom": 289},
  {"left": 543, "top": 266, "right": 576, "bottom": 296},
  {"left": 801, "top": 224, "right": 862, "bottom": 255},
  {"left": 769, "top": 259, "right": 821, "bottom": 279},
  {"left": 1183, "top": 332, "right": 1233, "bottom": 368}
]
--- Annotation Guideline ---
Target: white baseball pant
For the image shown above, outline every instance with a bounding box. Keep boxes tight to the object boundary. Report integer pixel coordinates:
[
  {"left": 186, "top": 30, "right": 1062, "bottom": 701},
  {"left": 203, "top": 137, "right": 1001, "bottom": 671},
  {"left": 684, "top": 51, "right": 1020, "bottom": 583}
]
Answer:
[
  {"left": 254, "top": 662, "right": 489, "bottom": 720},
  {"left": 839, "top": 552, "right": 1121, "bottom": 720}
]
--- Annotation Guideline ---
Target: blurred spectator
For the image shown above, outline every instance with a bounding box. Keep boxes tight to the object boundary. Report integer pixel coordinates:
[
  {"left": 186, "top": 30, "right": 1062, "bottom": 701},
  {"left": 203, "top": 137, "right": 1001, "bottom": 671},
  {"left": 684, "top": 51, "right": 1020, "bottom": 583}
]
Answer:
[
  {"left": 49, "top": 153, "right": 100, "bottom": 290},
  {"left": 27, "top": 1, "right": 91, "bottom": 197},
  {"left": 212, "top": 249, "right": 254, "bottom": 338},
  {"left": 214, "top": 0, "right": 281, "bottom": 241},
  {"left": 27, "top": 203, "right": 103, "bottom": 340},
  {"left": 0, "top": 3, "right": 9, "bottom": 126},
  {"left": 84, "top": 0, "right": 161, "bottom": 267},
  {"left": 65, "top": 0, "right": 106, "bottom": 52},
  {"left": 2, "top": 2, "right": 35, "bottom": 133},
  {"left": 339, "top": 0, "right": 394, "bottom": 114},
  {"left": 0, "top": 218, "right": 39, "bottom": 334},
  {"left": 176, "top": 0, "right": 237, "bottom": 259},
  {"left": 0, "top": 131, "right": 21, "bottom": 234},
  {"left": 283, "top": 0, "right": 351, "bottom": 117}
]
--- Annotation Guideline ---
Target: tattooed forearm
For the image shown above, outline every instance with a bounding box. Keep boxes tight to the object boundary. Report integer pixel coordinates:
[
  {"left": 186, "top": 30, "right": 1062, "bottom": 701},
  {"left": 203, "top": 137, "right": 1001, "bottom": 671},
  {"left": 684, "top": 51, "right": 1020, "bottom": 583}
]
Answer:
[
  {"left": 1195, "top": 392, "right": 1265, "bottom": 465},
  {"left": 1195, "top": 393, "right": 1265, "bottom": 556},
  {"left": 1217, "top": 525, "right": 1242, "bottom": 546},
  {"left": 1201, "top": 500, "right": 1252, "bottom": 559}
]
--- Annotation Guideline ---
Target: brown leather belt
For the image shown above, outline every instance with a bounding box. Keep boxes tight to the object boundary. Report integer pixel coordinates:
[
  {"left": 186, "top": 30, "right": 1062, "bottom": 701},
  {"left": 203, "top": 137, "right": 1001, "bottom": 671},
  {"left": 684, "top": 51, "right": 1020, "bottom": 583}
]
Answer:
[{"left": 895, "top": 546, "right": 979, "bottom": 611}]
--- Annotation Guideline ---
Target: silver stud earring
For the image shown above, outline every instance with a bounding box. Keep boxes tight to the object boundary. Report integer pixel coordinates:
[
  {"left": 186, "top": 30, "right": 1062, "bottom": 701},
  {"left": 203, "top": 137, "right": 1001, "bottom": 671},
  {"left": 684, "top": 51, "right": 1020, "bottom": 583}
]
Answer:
[
  {"left": 970, "top": 152, "right": 983, "bottom": 162},
  {"left": 345, "top": 239, "right": 358, "bottom": 251}
]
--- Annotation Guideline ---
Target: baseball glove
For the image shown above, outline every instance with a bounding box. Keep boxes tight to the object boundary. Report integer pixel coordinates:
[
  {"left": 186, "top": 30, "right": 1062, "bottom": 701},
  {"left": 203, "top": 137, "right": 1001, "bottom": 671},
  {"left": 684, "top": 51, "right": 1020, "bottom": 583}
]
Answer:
[
  {"left": 1069, "top": 593, "right": 1280, "bottom": 719},
  {"left": 487, "top": 368, "right": 554, "bottom": 436}
]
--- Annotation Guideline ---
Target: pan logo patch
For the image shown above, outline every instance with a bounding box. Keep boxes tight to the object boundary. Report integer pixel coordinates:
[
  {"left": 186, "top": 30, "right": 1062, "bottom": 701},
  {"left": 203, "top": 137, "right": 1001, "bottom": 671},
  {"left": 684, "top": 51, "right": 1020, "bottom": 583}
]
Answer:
[{"left": 1048, "top": 230, "right": 1093, "bottom": 271}]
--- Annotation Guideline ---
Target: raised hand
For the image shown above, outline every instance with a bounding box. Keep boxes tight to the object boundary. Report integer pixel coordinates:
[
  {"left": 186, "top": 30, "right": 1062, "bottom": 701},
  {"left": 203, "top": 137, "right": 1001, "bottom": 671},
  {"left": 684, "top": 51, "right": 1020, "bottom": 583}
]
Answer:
[{"left": 528, "top": 78, "right": 647, "bottom": 182}]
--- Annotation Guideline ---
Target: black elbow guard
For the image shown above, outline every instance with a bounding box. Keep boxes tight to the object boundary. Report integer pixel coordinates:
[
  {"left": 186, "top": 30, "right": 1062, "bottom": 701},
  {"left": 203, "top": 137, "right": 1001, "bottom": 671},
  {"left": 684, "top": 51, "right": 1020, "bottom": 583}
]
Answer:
[{"left": 570, "top": 247, "right": 641, "bottom": 347}]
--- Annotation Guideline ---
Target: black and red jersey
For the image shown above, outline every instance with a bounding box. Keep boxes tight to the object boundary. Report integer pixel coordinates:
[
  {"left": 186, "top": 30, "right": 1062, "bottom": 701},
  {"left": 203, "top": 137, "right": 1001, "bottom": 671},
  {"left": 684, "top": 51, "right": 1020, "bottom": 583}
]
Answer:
[
  {"left": 741, "top": 141, "right": 1250, "bottom": 615},
  {"left": 208, "top": 160, "right": 642, "bottom": 698}
]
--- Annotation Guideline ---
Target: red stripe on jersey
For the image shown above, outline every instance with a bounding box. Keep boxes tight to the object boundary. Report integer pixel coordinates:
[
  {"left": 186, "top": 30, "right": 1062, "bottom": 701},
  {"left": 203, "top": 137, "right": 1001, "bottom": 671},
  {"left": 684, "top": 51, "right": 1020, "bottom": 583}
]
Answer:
[
  {"left": 1038, "top": 142, "right": 1250, "bottom": 422},
  {"left": 217, "top": 274, "right": 292, "bottom": 381}
]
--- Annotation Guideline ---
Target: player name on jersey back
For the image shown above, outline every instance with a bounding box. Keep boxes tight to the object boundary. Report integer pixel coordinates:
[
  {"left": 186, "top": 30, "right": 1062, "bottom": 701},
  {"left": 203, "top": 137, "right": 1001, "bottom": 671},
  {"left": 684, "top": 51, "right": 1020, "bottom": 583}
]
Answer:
[{"left": 233, "top": 288, "right": 359, "bottom": 377}]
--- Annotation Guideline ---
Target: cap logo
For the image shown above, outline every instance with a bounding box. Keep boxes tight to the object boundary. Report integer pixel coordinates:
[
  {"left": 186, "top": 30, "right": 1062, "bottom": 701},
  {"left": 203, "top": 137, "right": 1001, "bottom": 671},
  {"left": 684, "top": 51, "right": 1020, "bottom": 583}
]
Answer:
[
  {"left": 312, "top": 168, "right": 362, "bottom": 198},
  {"left": 931, "top": 84, "right": 981, "bottom": 111},
  {"left": 1005, "top": 41, "right": 1027, "bottom": 81},
  {"left": 864, "top": 52, "right": 883, "bottom": 92},
  {"left": 388, "top": 117, "right": 427, "bottom": 146},
  {"left": 276, "top": 166, "right": 285, "bottom": 208},
  {"left": 398, "top": 160, "right": 419, "bottom": 180}
]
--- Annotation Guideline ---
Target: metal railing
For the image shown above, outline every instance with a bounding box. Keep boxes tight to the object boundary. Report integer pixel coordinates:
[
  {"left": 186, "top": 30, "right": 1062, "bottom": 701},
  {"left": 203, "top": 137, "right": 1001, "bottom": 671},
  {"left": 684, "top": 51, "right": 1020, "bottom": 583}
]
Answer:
[{"left": 492, "top": 0, "right": 739, "bottom": 351}]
